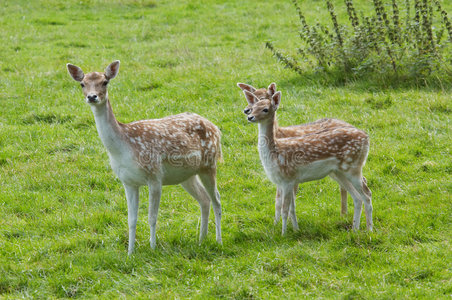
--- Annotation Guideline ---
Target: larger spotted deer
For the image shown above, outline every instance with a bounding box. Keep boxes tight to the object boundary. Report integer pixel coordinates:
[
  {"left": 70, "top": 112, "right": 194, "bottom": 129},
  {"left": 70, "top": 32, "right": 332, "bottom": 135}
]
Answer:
[
  {"left": 237, "top": 82, "right": 355, "bottom": 222},
  {"left": 244, "top": 89, "right": 373, "bottom": 234},
  {"left": 67, "top": 61, "right": 222, "bottom": 254}
]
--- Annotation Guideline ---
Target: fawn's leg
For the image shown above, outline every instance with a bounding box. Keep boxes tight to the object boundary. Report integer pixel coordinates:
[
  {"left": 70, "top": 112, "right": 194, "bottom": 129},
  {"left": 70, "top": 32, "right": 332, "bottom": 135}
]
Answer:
[
  {"left": 276, "top": 185, "right": 298, "bottom": 226},
  {"left": 280, "top": 184, "right": 296, "bottom": 235},
  {"left": 181, "top": 175, "right": 211, "bottom": 243},
  {"left": 124, "top": 184, "right": 139, "bottom": 255},
  {"left": 148, "top": 180, "right": 162, "bottom": 249},
  {"left": 198, "top": 168, "right": 222, "bottom": 244},
  {"left": 330, "top": 172, "right": 363, "bottom": 231},
  {"left": 274, "top": 188, "right": 282, "bottom": 224},
  {"left": 340, "top": 187, "right": 348, "bottom": 216},
  {"left": 345, "top": 174, "right": 373, "bottom": 231},
  {"left": 289, "top": 185, "right": 299, "bottom": 231}
]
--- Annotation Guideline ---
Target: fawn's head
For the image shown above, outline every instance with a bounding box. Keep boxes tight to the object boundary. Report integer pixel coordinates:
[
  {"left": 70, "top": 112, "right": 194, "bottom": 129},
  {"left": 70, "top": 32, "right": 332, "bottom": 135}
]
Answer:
[
  {"left": 237, "top": 83, "right": 277, "bottom": 115},
  {"left": 67, "top": 61, "right": 120, "bottom": 105},
  {"left": 245, "top": 90, "right": 281, "bottom": 123}
]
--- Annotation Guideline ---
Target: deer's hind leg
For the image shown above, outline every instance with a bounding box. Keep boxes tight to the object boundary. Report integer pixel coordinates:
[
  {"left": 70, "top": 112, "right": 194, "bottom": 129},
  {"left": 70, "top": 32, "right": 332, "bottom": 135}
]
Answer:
[
  {"left": 331, "top": 170, "right": 373, "bottom": 231},
  {"left": 347, "top": 173, "right": 372, "bottom": 231},
  {"left": 181, "top": 175, "right": 211, "bottom": 244},
  {"left": 340, "top": 187, "right": 348, "bottom": 216},
  {"left": 330, "top": 172, "right": 363, "bottom": 230},
  {"left": 198, "top": 168, "right": 222, "bottom": 244}
]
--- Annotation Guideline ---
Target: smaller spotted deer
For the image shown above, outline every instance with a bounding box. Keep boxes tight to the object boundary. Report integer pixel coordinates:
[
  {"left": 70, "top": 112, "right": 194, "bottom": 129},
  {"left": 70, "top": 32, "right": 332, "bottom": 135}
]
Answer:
[
  {"left": 237, "top": 83, "right": 353, "bottom": 222},
  {"left": 245, "top": 89, "right": 373, "bottom": 234},
  {"left": 67, "top": 61, "right": 222, "bottom": 254}
]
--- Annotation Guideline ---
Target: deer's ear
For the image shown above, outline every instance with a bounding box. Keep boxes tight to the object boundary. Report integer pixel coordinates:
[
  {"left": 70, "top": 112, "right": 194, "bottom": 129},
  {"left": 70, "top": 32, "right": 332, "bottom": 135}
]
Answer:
[
  {"left": 67, "top": 64, "right": 84, "bottom": 82},
  {"left": 237, "top": 83, "right": 257, "bottom": 93},
  {"left": 268, "top": 83, "right": 277, "bottom": 95},
  {"left": 271, "top": 91, "right": 281, "bottom": 110},
  {"left": 243, "top": 90, "right": 259, "bottom": 105},
  {"left": 105, "top": 60, "right": 120, "bottom": 80}
]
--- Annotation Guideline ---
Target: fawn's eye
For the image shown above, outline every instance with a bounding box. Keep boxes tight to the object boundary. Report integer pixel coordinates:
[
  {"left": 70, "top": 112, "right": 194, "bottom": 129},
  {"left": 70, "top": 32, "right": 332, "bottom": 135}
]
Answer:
[
  {"left": 102, "top": 81, "right": 109, "bottom": 86},
  {"left": 80, "top": 83, "right": 85, "bottom": 88},
  {"left": 263, "top": 108, "right": 269, "bottom": 113}
]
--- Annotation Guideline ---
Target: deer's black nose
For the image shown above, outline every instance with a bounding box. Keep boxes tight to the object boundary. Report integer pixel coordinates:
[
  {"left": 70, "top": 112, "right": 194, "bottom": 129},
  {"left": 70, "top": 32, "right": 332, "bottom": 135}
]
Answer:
[
  {"left": 244, "top": 108, "right": 251, "bottom": 115},
  {"left": 87, "top": 94, "right": 98, "bottom": 102}
]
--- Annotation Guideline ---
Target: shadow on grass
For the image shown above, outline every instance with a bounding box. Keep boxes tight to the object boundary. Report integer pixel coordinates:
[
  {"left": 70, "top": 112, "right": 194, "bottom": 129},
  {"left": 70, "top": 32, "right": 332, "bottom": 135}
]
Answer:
[
  {"left": 133, "top": 237, "right": 237, "bottom": 263},
  {"left": 289, "top": 218, "right": 336, "bottom": 242},
  {"left": 0, "top": 276, "right": 28, "bottom": 296},
  {"left": 127, "top": 218, "right": 338, "bottom": 262},
  {"left": 230, "top": 216, "right": 347, "bottom": 245},
  {"left": 21, "top": 112, "right": 73, "bottom": 125}
]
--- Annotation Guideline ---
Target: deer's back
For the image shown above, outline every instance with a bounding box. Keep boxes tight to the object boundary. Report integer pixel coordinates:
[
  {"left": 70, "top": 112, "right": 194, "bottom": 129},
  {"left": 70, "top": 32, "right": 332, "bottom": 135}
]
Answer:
[
  {"left": 277, "top": 118, "right": 354, "bottom": 138},
  {"left": 121, "top": 113, "right": 222, "bottom": 174}
]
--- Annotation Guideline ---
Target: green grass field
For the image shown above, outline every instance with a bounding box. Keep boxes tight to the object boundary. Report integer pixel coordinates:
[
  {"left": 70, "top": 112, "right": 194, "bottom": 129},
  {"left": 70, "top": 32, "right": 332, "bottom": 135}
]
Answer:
[{"left": 0, "top": 0, "right": 451, "bottom": 298}]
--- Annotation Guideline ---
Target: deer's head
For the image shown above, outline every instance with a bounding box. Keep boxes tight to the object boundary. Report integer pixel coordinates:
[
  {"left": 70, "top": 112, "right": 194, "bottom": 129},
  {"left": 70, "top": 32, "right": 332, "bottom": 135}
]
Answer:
[
  {"left": 237, "top": 82, "right": 277, "bottom": 115},
  {"left": 67, "top": 61, "right": 120, "bottom": 105},
  {"left": 245, "top": 90, "right": 281, "bottom": 123}
]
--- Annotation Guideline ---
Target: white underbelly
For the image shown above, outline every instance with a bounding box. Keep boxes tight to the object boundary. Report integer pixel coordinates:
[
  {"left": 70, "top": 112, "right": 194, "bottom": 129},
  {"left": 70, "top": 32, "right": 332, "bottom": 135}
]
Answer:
[
  {"left": 161, "top": 163, "right": 198, "bottom": 185},
  {"left": 261, "top": 157, "right": 339, "bottom": 185},
  {"left": 110, "top": 155, "right": 149, "bottom": 186},
  {"left": 295, "top": 158, "right": 339, "bottom": 183}
]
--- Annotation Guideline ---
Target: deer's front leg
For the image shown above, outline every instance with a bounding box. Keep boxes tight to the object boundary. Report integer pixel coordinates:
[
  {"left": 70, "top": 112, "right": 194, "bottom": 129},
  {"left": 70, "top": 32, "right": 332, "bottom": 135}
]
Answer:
[
  {"left": 289, "top": 185, "right": 299, "bottom": 231},
  {"left": 274, "top": 188, "right": 282, "bottom": 224},
  {"left": 124, "top": 184, "right": 139, "bottom": 255},
  {"left": 148, "top": 181, "right": 162, "bottom": 249},
  {"left": 281, "top": 184, "right": 295, "bottom": 235}
]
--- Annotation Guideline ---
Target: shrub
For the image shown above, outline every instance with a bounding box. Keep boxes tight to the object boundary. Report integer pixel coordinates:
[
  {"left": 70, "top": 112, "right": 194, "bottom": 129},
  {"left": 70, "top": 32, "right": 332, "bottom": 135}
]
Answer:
[{"left": 266, "top": 0, "right": 452, "bottom": 85}]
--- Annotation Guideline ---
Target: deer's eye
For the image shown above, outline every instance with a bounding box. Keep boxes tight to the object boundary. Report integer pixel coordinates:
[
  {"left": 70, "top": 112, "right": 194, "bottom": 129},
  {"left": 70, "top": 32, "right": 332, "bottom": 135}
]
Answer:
[
  {"left": 80, "top": 83, "right": 85, "bottom": 88},
  {"left": 102, "top": 81, "right": 109, "bottom": 86},
  {"left": 263, "top": 108, "right": 269, "bottom": 113}
]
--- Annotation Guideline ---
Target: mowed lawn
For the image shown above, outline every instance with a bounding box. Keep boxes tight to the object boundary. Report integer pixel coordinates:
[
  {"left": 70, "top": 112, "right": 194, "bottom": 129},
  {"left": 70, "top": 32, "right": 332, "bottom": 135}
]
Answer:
[{"left": 0, "top": 0, "right": 451, "bottom": 298}]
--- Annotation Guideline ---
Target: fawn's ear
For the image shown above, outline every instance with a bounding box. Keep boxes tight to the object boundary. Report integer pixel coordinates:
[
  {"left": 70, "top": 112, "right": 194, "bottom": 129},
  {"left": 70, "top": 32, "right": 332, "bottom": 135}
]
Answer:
[
  {"left": 105, "top": 60, "right": 120, "bottom": 80},
  {"left": 268, "top": 83, "right": 277, "bottom": 95},
  {"left": 237, "top": 83, "right": 257, "bottom": 93},
  {"left": 243, "top": 90, "right": 259, "bottom": 106},
  {"left": 271, "top": 91, "right": 281, "bottom": 110},
  {"left": 67, "top": 64, "right": 84, "bottom": 82}
]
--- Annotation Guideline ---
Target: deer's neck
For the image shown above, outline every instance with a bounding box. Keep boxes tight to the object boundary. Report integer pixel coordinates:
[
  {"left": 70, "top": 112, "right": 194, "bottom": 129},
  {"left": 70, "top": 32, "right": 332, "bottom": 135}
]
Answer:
[
  {"left": 91, "top": 99, "right": 125, "bottom": 156},
  {"left": 257, "top": 116, "right": 276, "bottom": 154},
  {"left": 257, "top": 115, "right": 280, "bottom": 179}
]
